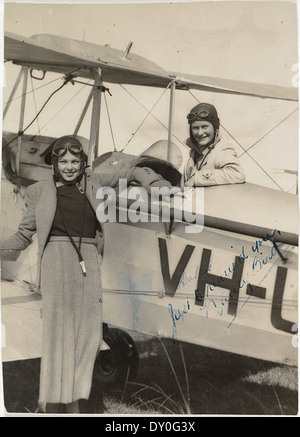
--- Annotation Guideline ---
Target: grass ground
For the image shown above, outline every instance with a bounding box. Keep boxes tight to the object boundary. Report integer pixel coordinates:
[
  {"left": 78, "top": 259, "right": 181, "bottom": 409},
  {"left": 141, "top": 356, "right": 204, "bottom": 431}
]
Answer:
[
  {"left": 2, "top": 335, "right": 298, "bottom": 416},
  {"left": 102, "top": 337, "right": 298, "bottom": 416}
]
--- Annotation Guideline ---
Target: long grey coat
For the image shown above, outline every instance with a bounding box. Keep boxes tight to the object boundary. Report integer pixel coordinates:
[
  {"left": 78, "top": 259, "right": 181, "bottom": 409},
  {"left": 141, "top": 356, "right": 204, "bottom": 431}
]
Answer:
[{"left": 0, "top": 169, "right": 105, "bottom": 289}]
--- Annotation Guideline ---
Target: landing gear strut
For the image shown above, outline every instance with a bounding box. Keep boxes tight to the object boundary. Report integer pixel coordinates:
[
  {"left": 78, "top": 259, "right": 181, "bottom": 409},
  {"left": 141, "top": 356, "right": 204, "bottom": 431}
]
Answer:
[{"left": 93, "top": 324, "right": 139, "bottom": 387}]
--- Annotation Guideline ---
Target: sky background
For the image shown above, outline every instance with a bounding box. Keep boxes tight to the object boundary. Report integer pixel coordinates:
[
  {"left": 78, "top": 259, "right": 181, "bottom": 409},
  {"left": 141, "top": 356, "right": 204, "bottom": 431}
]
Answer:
[{"left": 1, "top": 1, "right": 299, "bottom": 192}]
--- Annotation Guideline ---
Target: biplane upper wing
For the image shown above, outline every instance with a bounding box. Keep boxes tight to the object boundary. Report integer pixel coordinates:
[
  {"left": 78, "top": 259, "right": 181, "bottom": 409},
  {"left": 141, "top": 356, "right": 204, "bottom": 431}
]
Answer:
[
  {"left": 174, "top": 72, "right": 298, "bottom": 101},
  {"left": 4, "top": 32, "right": 176, "bottom": 86},
  {"left": 4, "top": 32, "right": 298, "bottom": 101}
]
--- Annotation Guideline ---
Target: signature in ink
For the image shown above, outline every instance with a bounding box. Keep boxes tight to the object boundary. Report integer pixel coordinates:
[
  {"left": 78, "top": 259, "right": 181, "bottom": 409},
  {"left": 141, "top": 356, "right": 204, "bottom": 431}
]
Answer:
[
  {"left": 168, "top": 297, "right": 191, "bottom": 342},
  {"left": 176, "top": 230, "right": 285, "bottom": 327},
  {"left": 198, "top": 276, "right": 249, "bottom": 318},
  {"left": 177, "top": 265, "right": 200, "bottom": 289},
  {"left": 251, "top": 243, "right": 279, "bottom": 272}
]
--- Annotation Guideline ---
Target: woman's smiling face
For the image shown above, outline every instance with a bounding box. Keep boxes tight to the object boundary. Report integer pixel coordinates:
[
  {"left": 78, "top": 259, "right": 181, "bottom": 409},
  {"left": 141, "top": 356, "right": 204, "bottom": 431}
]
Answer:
[
  {"left": 191, "top": 120, "right": 215, "bottom": 148},
  {"left": 57, "top": 151, "right": 82, "bottom": 182}
]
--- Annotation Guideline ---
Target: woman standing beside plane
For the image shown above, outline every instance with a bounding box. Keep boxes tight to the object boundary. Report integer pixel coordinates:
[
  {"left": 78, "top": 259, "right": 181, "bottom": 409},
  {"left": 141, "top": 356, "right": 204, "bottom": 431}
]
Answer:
[
  {"left": 184, "top": 103, "right": 246, "bottom": 187},
  {"left": 0, "top": 135, "right": 167, "bottom": 414}
]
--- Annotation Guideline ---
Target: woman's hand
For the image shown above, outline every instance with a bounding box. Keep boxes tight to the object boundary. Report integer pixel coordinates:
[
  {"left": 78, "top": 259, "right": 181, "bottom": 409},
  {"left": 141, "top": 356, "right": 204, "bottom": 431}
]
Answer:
[{"left": 185, "top": 175, "right": 195, "bottom": 187}]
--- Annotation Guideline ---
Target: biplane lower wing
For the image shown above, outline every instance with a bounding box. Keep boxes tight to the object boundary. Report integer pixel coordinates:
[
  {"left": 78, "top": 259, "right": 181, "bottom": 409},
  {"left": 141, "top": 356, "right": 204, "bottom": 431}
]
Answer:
[
  {"left": 201, "top": 183, "right": 298, "bottom": 246},
  {"left": 1, "top": 281, "right": 42, "bottom": 361}
]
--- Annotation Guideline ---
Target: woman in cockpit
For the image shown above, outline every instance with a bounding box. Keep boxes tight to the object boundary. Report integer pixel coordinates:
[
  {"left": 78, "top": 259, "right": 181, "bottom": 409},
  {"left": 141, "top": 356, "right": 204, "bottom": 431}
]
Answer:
[{"left": 184, "top": 102, "right": 246, "bottom": 187}]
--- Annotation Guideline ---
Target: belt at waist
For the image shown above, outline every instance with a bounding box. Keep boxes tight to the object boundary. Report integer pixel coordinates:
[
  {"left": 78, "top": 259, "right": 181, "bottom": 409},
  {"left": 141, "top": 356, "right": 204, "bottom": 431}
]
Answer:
[{"left": 48, "top": 236, "right": 97, "bottom": 245}]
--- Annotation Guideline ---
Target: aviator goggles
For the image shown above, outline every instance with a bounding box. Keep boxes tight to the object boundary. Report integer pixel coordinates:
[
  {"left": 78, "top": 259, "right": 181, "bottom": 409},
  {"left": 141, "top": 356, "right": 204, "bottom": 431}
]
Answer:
[
  {"left": 187, "top": 109, "right": 212, "bottom": 123},
  {"left": 52, "top": 143, "right": 83, "bottom": 157}
]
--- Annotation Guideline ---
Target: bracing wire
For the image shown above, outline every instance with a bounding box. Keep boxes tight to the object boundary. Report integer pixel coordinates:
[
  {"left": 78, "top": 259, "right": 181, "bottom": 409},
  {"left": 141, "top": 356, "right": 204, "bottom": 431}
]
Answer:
[
  {"left": 31, "top": 81, "right": 89, "bottom": 137},
  {"left": 119, "top": 83, "right": 188, "bottom": 150},
  {"left": 23, "top": 83, "right": 67, "bottom": 135},
  {"left": 239, "top": 107, "right": 299, "bottom": 157},
  {"left": 103, "top": 91, "right": 117, "bottom": 151},
  {"left": 3, "top": 81, "right": 68, "bottom": 151},
  {"left": 287, "top": 183, "right": 297, "bottom": 193},
  {"left": 2, "top": 270, "right": 296, "bottom": 308},
  {"left": 30, "top": 74, "right": 41, "bottom": 136},
  {"left": 221, "top": 122, "right": 284, "bottom": 191},
  {"left": 3, "top": 75, "right": 63, "bottom": 107},
  {"left": 99, "top": 288, "right": 297, "bottom": 306},
  {"left": 3, "top": 68, "right": 82, "bottom": 151},
  {"left": 119, "top": 80, "right": 178, "bottom": 153},
  {"left": 188, "top": 90, "right": 298, "bottom": 192}
]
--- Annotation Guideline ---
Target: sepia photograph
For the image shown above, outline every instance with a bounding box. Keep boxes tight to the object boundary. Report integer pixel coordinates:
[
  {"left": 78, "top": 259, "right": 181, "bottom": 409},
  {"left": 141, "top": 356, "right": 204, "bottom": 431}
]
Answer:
[{"left": 0, "top": 0, "right": 298, "bottom": 419}]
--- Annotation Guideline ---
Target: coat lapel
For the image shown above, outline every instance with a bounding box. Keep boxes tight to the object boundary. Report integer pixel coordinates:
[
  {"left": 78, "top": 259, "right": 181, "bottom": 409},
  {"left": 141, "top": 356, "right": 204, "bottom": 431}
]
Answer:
[
  {"left": 36, "top": 179, "right": 57, "bottom": 254},
  {"left": 36, "top": 172, "right": 102, "bottom": 254}
]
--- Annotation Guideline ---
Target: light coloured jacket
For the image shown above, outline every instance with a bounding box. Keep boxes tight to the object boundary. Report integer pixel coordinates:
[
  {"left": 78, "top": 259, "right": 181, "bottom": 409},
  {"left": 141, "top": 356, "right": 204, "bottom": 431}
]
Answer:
[{"left": 184, "top": 137, "right": 246, "bottom": 186}]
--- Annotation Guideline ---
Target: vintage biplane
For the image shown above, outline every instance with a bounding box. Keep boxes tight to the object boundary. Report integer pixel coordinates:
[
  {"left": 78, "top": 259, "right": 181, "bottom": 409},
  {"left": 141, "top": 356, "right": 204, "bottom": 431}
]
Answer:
[{"left": 1, "top": 32, "right": 298, "bottom": 384}]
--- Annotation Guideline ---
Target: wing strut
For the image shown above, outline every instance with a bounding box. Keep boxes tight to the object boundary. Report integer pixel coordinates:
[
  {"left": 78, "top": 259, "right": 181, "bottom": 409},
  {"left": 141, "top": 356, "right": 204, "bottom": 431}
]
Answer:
[
  {"left": 88, "top": 68, "right": 103, "bottom": 163},
  {"left": 167, "top": 80, "right": 176, "bottom": 162},
  {"left": 3, "top": 66, "right": 29, "bottom": 174},
  {"left": 17, "top": 67, "right": 29, "bottom": 174},
  {"left": 74, "top": 87, "right": 94, "bottom": 136},
  {"left": 3, "top": 67, "right": 25, "bottom": 119}
]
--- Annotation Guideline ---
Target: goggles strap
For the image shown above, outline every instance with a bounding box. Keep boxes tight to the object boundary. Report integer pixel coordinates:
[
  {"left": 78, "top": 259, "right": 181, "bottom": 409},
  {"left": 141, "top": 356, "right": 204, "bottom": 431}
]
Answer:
[{"left": 56, "top": 171, "right": 87, "bottom": 276}]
